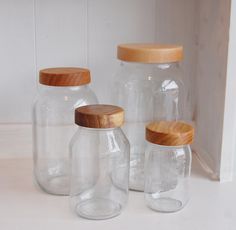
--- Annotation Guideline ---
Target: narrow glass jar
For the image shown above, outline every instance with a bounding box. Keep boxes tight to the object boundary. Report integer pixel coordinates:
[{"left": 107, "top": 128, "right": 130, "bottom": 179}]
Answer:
[
  {"left": 32, "top": 67, "right": 98, "bottom": 195},
  {"left": 70, "top": 105, "right": 130, "bottom": 220},
  {"left": 144, "top": 121, "right": 194, "bottom": 212},
  {"left": 114, "top": 44, "right": 185, "bottom": 191}
]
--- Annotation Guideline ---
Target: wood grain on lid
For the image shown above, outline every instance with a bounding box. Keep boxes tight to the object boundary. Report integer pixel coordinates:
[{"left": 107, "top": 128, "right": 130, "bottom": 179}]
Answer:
[
  {"left": 117, "top": 44, "right": 183, "bottom": 63},
  {"left": 146, "top": 121, "right": 194, "bottom": 146},
  {"left": 39, "top": 67, "right": 91, "bottom": 86},
  {"left": 75, "top": 104, "right": 124, "bottom": 128}
]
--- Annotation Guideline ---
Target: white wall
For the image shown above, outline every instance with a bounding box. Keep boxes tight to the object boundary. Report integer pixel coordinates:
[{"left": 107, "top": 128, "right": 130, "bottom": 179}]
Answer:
[
  {"left": 193, "top": 0, "right": 231, "bottom": 180},
  {"left": 0, "top": 0, "right": 235, "bottom": 181},
  {"left": 0, "top": 0, "right": 36, "bottom": 123},
  {"left": 155, "top": 0, "right": 197, "bottom": 121},
  {"left": 0, "top": 0, "right": 156, "bottom": 123},
  {"left": 221, "top": 0, "right": 236, "bottom": 181},
  {"left": 154, "top": 0, "right": 234, "bottom": 181},
  {"left": 35, "top": 0, "right": 88, "bottom": 69},
  {"left": 87, "top": 0, "right": 156, "bottom": 104}
]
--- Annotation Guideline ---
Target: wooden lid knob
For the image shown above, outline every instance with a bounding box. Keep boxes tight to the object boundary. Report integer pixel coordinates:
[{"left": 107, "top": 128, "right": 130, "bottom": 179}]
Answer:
[
  {"left": 75, "top": 104, "right": 124, "bottom": 128},
  {"left": 146, "top": 121, "right": 194, "bottom": 146},
  {"left": 117, "top": 44, "right": 183, "bottom": 63},
  {"left": 39, "top": 67, "right": 91, "bottom": 86}
]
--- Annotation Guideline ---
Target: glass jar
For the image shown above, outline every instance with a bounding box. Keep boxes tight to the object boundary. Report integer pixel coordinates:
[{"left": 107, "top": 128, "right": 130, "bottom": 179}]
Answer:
[
  {"left": 32, "top": 67, "right": 98, "bottom": 195},
  {"left": 144, "top": 121, "right": 194, "bottom": 212},
  {"left": 70, "top": 105, "right": 130, "bottom": 220},
  {"left": 114, "top": 44, "right": 185, "bottom": 191}
]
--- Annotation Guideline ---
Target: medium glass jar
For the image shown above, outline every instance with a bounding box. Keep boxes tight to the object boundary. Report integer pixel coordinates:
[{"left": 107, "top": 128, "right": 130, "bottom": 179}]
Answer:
[
  {"left": 144, "top": 121, "right": 194, "bottom": 212},
  {"left": 32, "top": 67, "right": 98, "bottom": 195},
  {"left": 114, "top": 44, "right": 185, "bottom": 191},
  {"left": 70, "top": 105, "right": 130, "bottom": 220}
]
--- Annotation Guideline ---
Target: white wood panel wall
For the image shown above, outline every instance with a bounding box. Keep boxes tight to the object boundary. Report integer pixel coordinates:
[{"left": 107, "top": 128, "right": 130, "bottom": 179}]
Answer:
[
  {"left": 0, "top": 0, "right": 36, "bottom": 123},
  {"left": 154, "top": 0, "right": 234, "bottom": 181},
  {"left": 0, "top": 0, "right": 157, "bottom": 123},
  {"left": 0, "top": 0, "right": 235, "bottom": 181},
  {"left": 221, "top": 0, "right": 236, "bottom": 181},
  {"left": 87, "top": 0, "right": 156, "bottom": 103},
  {"left": 35, "top": 0, "right": 88, "bottom": 70},
  {"left": 193, "top": 0, "right": 232, "bottom": 181},
  {"left": 155, "top": 0, "right": 197, "bottom": 121}
]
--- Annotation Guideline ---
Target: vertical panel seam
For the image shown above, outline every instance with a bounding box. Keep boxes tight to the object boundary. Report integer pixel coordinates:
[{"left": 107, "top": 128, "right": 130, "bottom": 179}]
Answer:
[
  {"left": 33, "top": 0, "right": 38, "bottom": 88},
  {"left": 85, "top": 0, "right": 89, "bottom": 67},
  {"left": 155, "top": 0, "right": 158, "bottom": 42}
]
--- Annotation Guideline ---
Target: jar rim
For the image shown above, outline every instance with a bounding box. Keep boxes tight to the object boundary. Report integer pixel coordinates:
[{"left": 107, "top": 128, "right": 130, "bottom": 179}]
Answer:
[
  {"left": 78, "top": 126, "right": 119, "bottom": 131},
  {"left": 146, "top": 141, "right": 189, "bottom": 149}
]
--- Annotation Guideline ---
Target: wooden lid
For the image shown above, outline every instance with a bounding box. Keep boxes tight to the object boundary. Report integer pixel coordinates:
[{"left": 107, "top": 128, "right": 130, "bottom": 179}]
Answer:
[
  {"left": 75, "top": 104, "right": 124, "bottom": 128},
  {"left": 117, "top": 44, "right": 183, "bottom": 63},
  {"left": 146, "top": 121, "right": 194, "bottom": 146},
  {"left": 39, "top": 67, "right": 91, "bottom": 86}
]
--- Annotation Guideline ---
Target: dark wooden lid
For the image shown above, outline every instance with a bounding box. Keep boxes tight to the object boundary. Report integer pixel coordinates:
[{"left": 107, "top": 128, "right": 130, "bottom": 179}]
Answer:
[
  {"left": 75, "top": 104, "right": 124, "bottom": 128},
  {"left": 39, "top": 67, "right": 91, "bottom": 86},
  {"left": 146, "top": 121, "right": 194, "bottom": 146}
]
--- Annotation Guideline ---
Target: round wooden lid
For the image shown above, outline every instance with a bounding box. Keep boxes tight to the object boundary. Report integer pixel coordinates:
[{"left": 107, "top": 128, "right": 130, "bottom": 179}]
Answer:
[
  {"left": 39, "top": 67, "right": 91, "bottom": 86},
  {"left": 75, "top": 104, "right": 124, "bottom": 128},
  {"left": 146, "top": 121, "right": 194, "bottom": 146},
  {"left": 117, "top": 44, "right": 183, "bottom": 63}
]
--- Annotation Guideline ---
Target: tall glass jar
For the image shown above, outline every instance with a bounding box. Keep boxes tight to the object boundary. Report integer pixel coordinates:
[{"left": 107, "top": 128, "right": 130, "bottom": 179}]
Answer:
[
  {"left": 144, "top": 121, "right": 194, "bottom": 212},
  {"left": 70, "top": 105, "right": 130, "bottom": 220},
  {"left": 32, "top": 67, "right": 98, "bottom": 195},
  {"left": 114, "top": 44, "right": 185, "bottom": 191}
]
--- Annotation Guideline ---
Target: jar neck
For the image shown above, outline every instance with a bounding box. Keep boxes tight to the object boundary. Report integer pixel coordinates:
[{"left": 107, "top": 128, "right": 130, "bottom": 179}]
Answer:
[
  {"left": 120, "top": 61, "right": 179, "bottom": 70},
  {"left": 147, "top": 141, "right": 189, "bottom": 149},
  {"left": 38, "top": 84, "right": 88, "bottom": 94},
  {"left": 78, "top": 126, "right": 121, "bottom": 132}
]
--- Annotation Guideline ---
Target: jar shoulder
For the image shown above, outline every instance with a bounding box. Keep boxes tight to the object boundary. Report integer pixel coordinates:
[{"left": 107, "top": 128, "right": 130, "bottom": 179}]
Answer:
[
  {"left": 70, "top": 128, "right": 129, "bottom": 155},
  {"left": 114, "top": 65, "right": 184, "bottom": 88},
  {"left": 34, "top": 86, "right": 98, "bottom": 109},
  {"left": 146, "top": 144, "right": 192, "bottom": 157}
]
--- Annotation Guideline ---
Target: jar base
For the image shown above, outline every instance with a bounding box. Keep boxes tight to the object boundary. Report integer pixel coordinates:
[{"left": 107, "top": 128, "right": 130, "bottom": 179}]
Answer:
[
  {"left": 129, "top": 155, "right": 145, "bottom": 192},
  {"left": 76, "top": 198, "right": 122, "bottom": 220},
  {"left": 129, "top": 186, "right": 144, "bottom": 192},
  {"left": 146, "top": 196, "right": 185, "bottom": 213},
  {"left": 36, "top": 175, "right": 69, "bottom": 196},
  {"left": 129, "top": 178, "right": 144, "bottom": 192}
]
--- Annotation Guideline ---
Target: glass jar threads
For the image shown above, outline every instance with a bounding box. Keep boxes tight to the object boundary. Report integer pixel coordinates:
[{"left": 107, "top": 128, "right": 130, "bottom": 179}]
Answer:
[
  {"left": 33, "top": 67, "right": 98, "bottom": 195},
  {"left": 144, "top": 121, "right": 194, "bottom": 212},
  {"left": 114, "top": 44, "right": 185, "bottom": 191},
  {"left": 70, "top": 105, "right": 130, "bottom": 220}
]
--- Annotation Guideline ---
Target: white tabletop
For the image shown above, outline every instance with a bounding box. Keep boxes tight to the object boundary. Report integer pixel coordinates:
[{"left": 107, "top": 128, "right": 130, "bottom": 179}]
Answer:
[{"left": 0, "top": 156, "right": 235, "bottom": 230}]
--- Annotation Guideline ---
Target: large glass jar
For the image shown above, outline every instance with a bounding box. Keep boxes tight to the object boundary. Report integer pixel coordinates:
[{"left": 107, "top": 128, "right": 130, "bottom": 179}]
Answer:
[
  {"left": 32, "top": 67, "right": 98, "bottom": 195},
  {"left": 144, "top": 121, "right": 194, "bottom": 212},
  {"left": 70, "top": 105, "right": 130, "bottom": 220},
  {"left": 114, "top": 44, "right": 185, "bottom": 191}
]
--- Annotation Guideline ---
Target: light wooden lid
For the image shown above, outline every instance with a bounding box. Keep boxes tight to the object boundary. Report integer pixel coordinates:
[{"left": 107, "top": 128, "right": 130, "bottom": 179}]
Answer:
[
  {"left": 39, "top": 67, "right": 91, "bottom": 86},
  {"left": 146, "top": 121, "right": 194, "bottom": 146},
  {"left": 75, "top": 104, "right": 124, "bottom": 128},
  {"left": 117, "top": 44, "right": 183, "bottom": 63}
]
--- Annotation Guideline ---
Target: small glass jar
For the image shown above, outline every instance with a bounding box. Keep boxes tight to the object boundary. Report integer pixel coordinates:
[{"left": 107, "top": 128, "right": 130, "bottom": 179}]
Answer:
[
  {"left": 70, "top": 105, "right": 130, "bottom": 220},
  {"left": 114, "top": 44, "right": 185, "bottom": 191},
  {"left": 32, "top": 67, "right": 98, "bottom": 195},
  {"left": 144, "top": 121, "right": 194, "bottom": 212}
]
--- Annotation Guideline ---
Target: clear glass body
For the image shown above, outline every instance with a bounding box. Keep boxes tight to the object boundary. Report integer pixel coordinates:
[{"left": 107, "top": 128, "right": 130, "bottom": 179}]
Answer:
[
  {"left": 32, "top": 84, "right": 98, "bottom": 195},
  {"left": 114, "top": 62, "right": 185, "bottom": 191},
  {"left": 144, "top": 143, "right": 192, "bottom": 212},
  {"left": 70, "top": 127, "right": 130, "bottom": 220}
]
